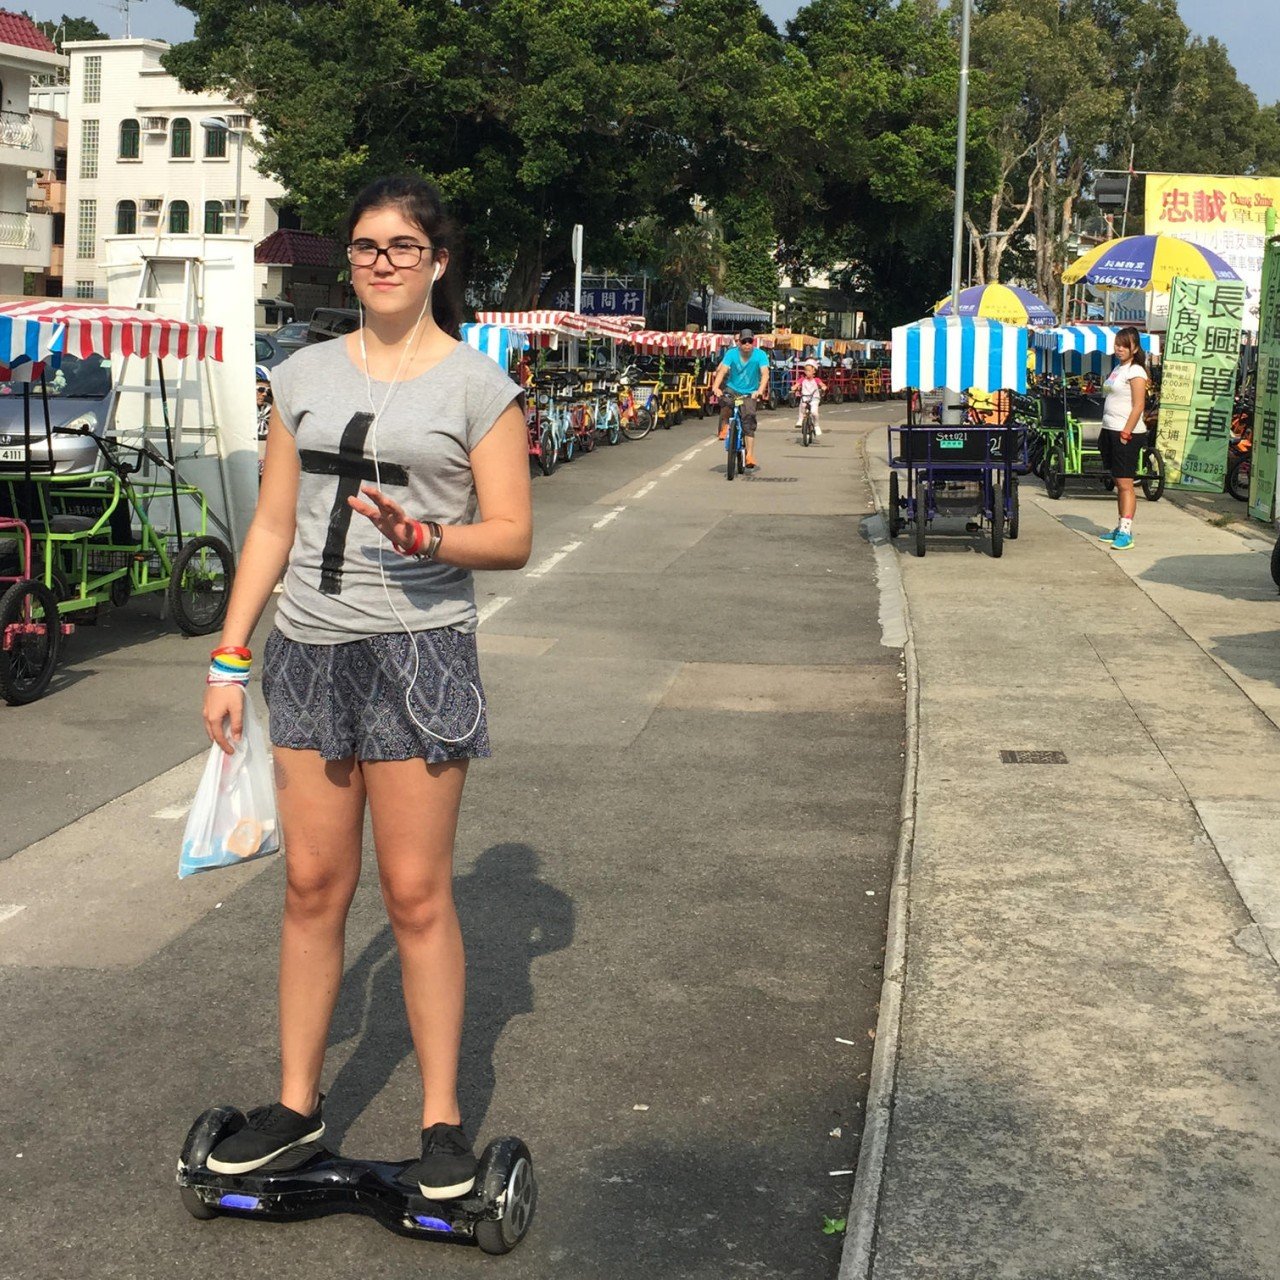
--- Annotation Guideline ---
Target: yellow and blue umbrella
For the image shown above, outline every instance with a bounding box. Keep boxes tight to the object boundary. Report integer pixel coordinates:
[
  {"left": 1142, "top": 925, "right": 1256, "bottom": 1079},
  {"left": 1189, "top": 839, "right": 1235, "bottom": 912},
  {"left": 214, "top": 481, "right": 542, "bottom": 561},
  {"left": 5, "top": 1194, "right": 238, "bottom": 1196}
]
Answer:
[
  {"left": 1062, "top": 234, "right": 1239, "bottom": 292},
  {"left": 934, "top": 283, "right": 1056, "bottom": 326}
]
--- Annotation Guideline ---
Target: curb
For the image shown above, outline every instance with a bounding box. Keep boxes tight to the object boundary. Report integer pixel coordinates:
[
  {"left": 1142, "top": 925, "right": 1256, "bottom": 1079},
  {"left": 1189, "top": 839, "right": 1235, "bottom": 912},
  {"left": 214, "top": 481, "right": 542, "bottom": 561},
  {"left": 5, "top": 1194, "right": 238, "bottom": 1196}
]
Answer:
[{"left": 838, "top": 434, "right": 920, "bottom": 1280}]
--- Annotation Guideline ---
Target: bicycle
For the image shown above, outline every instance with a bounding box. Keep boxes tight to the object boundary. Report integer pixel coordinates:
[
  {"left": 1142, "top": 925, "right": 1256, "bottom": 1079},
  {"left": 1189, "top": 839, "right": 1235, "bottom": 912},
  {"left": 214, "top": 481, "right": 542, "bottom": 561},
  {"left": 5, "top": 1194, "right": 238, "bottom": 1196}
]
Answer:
[
  {"left": 799, "top": 392, "right": 817, "bottom": 447},
  {"left": 724, "top": 398, "right": 746, "bottom": 481}
]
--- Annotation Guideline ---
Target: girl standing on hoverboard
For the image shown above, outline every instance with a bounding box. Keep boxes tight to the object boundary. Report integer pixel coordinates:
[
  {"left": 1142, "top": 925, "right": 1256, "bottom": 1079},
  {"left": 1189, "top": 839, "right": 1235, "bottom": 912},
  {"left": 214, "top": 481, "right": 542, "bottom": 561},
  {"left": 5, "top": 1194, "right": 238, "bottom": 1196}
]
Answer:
[{"left": 200, "top": 175, "right": 531, "bottom": 1198}]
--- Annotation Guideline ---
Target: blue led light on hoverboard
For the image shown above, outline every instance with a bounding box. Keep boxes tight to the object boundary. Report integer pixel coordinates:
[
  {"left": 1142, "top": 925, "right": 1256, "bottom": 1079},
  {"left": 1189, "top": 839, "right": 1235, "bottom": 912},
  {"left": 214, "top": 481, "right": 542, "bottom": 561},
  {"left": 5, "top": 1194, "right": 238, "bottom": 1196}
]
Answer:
[
  {"left": 414, "top": 1215, "right": 454, "bottom": 1232},
  {"left": 219, "top": 1193, "right": 262, "bottom": 1211}
]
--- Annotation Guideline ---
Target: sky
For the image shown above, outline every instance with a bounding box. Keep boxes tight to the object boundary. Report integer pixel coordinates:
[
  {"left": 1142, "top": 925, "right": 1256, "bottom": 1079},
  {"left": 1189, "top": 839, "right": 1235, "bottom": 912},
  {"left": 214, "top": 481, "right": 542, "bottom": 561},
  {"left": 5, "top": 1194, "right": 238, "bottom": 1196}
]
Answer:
[{"left": 14, "top": 0, "right": 1278, "bottom": 106}]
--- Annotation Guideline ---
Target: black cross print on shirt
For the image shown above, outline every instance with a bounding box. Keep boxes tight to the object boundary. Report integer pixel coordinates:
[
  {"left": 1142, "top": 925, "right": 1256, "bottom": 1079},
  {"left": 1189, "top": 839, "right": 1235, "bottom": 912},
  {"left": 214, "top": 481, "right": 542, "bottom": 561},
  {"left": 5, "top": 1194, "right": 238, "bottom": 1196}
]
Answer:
[{"left": 298, "top": 412, "right": 408, "bottom": 595}]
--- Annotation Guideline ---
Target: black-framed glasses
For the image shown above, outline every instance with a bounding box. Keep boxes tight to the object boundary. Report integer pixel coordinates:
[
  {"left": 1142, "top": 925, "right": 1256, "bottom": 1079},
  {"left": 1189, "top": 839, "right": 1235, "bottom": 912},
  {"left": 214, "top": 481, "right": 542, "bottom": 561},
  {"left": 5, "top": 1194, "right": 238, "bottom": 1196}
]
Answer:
[{"left": 345, "top": 241, "right": 436, "bottom": 268}]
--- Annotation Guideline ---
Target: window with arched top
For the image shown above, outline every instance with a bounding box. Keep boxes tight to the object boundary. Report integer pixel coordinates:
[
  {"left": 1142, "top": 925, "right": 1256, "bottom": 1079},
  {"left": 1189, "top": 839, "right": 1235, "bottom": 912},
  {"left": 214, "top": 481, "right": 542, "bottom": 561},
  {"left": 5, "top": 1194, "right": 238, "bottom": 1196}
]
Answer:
[
  {"left": 115, "top": 200, "right": 137, "bottom": 235},
  {"left": 204, "top": 200, "right": 223, "bottom": 235},
  {"left": 204, "top": 126, "right": 227, "bottom": 159},
  {"left": 119, "top": 118, "right": 139, "bottom": 159},
  {"left": 169, "top": 200, "right": 189, "bottom": 234},
  {"left": 170, "top": 117, "right": 191, "bottom": 159}
]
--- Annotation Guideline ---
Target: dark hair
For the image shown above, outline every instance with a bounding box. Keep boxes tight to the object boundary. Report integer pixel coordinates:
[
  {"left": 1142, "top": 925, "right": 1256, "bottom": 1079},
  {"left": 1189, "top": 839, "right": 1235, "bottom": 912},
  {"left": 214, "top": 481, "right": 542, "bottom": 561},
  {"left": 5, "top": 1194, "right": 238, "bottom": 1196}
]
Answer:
[
  {"left": 345, "top": 175, "right": 461, "bottom": 338},
  {"left": 1116, "top": 325, "right": 1147, "bottom": 371}
]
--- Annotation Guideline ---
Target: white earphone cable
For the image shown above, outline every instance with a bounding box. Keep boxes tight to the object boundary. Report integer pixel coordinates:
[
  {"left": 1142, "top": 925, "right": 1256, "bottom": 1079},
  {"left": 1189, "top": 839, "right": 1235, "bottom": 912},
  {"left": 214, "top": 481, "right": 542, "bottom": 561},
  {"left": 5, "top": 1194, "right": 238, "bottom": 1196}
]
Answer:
[{"left": 358, "top": 265, "right": 485, "bottom": 746}]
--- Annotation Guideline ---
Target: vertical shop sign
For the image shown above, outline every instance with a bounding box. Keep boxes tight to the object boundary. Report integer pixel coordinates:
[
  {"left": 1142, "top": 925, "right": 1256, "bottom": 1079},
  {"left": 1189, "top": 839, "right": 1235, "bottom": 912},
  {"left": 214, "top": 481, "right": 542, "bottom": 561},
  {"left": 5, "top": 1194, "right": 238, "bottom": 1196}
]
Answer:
[
  {"left": 1250, "top": 237, "right": 1280, "bottom": 523},
  {"left": 1155, "top": 277, "right": 1246, "bottom": 492}
]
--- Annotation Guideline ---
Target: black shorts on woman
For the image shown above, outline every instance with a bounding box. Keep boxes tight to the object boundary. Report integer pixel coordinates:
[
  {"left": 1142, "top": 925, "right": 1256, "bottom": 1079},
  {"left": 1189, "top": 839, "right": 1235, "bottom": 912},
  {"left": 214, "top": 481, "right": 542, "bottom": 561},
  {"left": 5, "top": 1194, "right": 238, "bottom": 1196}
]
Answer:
[{"left": 1098, "top": 428, "right": 1143, "bottom": 481}]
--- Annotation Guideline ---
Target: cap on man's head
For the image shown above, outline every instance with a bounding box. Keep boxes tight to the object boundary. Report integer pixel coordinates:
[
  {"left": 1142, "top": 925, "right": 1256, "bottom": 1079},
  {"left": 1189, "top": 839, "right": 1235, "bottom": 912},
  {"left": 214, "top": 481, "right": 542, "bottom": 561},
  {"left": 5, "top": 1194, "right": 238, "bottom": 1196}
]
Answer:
[{"left": 737, "top": 328, "right": 755, "bottom": 343}]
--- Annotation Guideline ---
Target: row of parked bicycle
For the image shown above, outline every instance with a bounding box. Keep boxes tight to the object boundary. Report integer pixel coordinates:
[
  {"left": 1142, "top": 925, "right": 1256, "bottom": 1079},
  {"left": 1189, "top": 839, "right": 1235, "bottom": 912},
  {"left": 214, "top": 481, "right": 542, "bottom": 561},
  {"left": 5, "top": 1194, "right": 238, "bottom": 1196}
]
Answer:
[{"left": 523, "top": 361, "right": 897, "bottom": 475}]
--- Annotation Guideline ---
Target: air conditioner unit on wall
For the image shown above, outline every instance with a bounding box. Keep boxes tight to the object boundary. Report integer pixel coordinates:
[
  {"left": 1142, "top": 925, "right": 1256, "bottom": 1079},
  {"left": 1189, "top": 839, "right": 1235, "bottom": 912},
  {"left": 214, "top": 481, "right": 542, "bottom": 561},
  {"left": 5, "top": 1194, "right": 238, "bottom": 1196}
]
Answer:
[
  {"left": 220, "top": 198, "right": 248, "bottom": 213},
  {"left": 225, "top": 114, "right": 251, "bottom": 131},
  {"left": 142, "top": 116, "right": 168, "bottom": 133},
  {"left": 140, "top": 197, "right": 164, "bottom": 213}
]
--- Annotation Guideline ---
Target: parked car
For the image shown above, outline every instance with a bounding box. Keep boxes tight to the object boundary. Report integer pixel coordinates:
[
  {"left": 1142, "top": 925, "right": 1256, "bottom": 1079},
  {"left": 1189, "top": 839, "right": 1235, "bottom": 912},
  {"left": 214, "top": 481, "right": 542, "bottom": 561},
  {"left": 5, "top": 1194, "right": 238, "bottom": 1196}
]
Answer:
[
  {"left": 0, "top": 353, "right": 114, "bottom": 475},
  {"left": 255, "top": 330, "right": 291, "bottom": 369},
  {"left": 272, "top": 321, "right": 311, "bottom": 351},
  {"left": 306, "top": 307, "right": 360, "bottom": 344}
]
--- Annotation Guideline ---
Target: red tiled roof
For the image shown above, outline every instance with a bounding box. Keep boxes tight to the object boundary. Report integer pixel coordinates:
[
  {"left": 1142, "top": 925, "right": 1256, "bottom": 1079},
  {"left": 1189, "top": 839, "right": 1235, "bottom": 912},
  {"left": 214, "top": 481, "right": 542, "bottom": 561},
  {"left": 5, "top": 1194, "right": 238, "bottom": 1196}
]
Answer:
[
  {"left": 254, "top": 229, "right": 338, "bottom": 268},
  {"left": 0, "top": 11, "right": 57, "bottom": 53}
]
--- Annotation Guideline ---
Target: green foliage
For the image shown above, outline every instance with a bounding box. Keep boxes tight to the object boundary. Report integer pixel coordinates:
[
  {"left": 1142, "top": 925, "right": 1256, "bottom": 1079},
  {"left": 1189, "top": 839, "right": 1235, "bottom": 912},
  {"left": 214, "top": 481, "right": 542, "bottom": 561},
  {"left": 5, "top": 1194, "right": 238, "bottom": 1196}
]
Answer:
[
  {"left": 22, "top": 11, "right": 107, "bottom": 51},
  {"left": 822, "top": 1215, "right": 847, "bottom": 1235},
  {"left": 164, "top": 0, "right": 1279, "bottom": 331}
]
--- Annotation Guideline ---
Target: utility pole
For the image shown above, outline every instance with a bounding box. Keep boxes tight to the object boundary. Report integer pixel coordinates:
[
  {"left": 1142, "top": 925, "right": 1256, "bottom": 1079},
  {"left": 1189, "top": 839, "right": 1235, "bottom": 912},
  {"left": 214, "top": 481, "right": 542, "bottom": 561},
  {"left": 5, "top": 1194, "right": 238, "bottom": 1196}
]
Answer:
[{"left": 944, "top": 0, "right": 973, "bottom": 424}]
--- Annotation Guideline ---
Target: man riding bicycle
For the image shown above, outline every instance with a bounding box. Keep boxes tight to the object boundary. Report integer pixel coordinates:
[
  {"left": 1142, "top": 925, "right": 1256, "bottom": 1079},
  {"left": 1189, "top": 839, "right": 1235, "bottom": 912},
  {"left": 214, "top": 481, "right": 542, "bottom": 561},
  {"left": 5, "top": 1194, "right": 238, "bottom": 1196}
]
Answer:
[{"left": 712, "top": 328, "right": 770, "bottom": 470}]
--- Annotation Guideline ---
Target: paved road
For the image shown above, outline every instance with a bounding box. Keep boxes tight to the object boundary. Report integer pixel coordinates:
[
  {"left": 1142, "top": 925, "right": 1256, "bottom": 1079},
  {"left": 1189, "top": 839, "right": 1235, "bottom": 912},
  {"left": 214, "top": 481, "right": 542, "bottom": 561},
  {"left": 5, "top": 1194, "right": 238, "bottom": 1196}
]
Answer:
[{"left": 0, "top": 403, "right": 902, "bottom": 1278}]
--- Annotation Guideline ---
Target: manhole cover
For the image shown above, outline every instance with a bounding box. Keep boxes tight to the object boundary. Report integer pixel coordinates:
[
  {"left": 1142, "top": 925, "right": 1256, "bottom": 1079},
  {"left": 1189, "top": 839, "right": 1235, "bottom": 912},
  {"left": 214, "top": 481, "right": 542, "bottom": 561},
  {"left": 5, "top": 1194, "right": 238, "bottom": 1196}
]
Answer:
[
  {"left": 746, "top": 476, "right": 799, "bottom": 482},
  {"left": 999, "top": 750, "right": 1068, "bottom": 764}
]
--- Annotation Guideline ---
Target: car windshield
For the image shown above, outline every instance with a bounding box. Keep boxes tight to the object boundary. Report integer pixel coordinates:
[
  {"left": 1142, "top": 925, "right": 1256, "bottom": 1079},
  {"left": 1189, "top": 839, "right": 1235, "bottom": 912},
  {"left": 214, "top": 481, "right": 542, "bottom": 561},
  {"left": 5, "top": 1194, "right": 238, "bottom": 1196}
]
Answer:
[
  {"left": 0, "top": 353, "right": 114, "bottom": 401},
  {"left": 276, "top": 323, "right": 308, "bottom": 341}
]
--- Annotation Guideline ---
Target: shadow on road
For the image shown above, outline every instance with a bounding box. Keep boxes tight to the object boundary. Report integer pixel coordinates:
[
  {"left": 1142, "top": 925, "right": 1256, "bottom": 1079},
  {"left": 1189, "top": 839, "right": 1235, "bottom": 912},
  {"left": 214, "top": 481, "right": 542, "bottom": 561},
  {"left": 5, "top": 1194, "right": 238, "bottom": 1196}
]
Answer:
[
  {"left": 322, "top": 841, "right": 574, "bottom": 1143},
  {"left": 1137, "top": 553, "right": 1277, "bottom": 601}
]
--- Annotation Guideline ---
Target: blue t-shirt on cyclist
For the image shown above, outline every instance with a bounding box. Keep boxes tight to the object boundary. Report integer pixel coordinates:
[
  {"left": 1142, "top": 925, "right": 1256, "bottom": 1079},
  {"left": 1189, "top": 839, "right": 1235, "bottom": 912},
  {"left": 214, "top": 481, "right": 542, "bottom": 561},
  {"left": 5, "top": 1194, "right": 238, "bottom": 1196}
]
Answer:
[{"left": 719, "top": 341, "right": 770, "bottom": 398}]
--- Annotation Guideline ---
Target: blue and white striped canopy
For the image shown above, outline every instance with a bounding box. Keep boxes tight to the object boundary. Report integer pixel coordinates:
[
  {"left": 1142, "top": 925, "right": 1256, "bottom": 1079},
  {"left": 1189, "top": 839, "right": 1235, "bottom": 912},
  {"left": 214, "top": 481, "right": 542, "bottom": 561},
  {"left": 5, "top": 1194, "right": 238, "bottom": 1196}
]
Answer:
[
  {"left": 1032, "top": 325, "right": 1160, "bottom": 375},
  {"left": 891, "top": 316, "right": 1028, "bottom": 394},
  {"left": 460, "top": 323, "right": 526, "bottom": 370},
  {"left": 0, "top": 312, "right": 64, "bottom": 380}
]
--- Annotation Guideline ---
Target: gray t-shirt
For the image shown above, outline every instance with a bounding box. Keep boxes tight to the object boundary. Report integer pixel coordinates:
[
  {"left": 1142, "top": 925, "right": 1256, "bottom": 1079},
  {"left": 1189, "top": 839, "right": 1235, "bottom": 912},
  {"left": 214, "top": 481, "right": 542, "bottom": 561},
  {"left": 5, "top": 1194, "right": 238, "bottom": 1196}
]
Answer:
[{"left": 269, "top": 340, "right": 522, "bottom": 644}]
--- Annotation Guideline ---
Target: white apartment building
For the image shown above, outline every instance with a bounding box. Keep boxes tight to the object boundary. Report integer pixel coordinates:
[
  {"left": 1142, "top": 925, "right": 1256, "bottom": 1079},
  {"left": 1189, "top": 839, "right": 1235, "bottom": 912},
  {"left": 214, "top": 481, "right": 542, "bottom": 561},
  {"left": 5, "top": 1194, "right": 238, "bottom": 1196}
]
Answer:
[
  {"left": 61, "top": 39, "right": 287, "bottom": 301},
  {"left": 0, "top": 15, "right": 64, "bottom": 295}
]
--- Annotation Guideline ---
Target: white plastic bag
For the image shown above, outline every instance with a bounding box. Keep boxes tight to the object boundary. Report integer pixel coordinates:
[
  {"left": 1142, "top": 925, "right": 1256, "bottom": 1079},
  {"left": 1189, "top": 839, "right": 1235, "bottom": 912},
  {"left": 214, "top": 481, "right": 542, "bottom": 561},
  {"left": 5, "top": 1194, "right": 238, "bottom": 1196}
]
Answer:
[{"left": 179, "top": 690, "right": 280, "bottom": 879}]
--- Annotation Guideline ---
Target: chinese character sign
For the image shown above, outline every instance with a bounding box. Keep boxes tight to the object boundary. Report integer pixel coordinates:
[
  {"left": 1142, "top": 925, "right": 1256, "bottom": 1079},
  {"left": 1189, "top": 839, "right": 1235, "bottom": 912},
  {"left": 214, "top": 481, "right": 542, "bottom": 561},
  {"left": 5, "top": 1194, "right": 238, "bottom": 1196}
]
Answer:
[
  {"left": 1156, "top": 277, "right": 1246, "bottom": 492},
  {"left": 551, "top": 286, "right": 646, "bottom": 316},
  {"left": 1250, "top": 237, "right": 1280, "bottom": 523},
  {"left": 1146, "top": 175, "right": 1280, "bottom": 332}
]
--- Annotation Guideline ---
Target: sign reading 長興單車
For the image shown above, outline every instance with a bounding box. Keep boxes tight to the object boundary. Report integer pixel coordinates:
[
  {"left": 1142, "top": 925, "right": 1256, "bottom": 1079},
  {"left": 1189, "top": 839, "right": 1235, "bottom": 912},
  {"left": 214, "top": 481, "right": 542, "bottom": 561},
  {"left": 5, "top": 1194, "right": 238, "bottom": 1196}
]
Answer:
[
  {"left": 1145, "top": 175, "right": 1280, "bottom": 332},
  {"left": 1155, "top": 276, "right": 1246, "bottom": 493},
  {"left": 1250, "top": 237, "right": 1280, "bottom": 523}
]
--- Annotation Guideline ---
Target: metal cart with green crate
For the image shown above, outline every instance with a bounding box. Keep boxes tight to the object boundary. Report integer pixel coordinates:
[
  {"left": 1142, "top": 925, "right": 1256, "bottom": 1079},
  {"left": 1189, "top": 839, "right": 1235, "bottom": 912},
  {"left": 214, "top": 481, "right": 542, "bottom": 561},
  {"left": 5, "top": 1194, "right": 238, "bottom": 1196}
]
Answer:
[
  {"left": 0, "top": 301, "right": 234, "bottom": 705},
  {"left": 1030, "top": 325, "right": 1166, "bottom": 501}
]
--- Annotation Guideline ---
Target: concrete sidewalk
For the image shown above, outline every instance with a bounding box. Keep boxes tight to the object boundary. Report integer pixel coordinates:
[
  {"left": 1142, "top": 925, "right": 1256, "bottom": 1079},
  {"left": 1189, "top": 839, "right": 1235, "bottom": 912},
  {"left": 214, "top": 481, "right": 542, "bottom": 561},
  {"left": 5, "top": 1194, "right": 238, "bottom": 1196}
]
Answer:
[{"left": 852, "top": 433, "right": 1280, "bottom": 1279}]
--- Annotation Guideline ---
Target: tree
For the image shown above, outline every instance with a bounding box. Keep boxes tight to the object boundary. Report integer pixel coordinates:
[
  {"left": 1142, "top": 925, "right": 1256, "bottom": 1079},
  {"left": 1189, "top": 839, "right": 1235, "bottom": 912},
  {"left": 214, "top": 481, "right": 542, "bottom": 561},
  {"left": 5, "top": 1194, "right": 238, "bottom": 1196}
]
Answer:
[
  {"left": 165, "top": 0, "right": 801, "bottom": 309},
  {"left": 718, "top": 194, "right": 779, "bottom": 308},
  {"left": 23, "top": 12, "right": 107, "bottom": 51}
]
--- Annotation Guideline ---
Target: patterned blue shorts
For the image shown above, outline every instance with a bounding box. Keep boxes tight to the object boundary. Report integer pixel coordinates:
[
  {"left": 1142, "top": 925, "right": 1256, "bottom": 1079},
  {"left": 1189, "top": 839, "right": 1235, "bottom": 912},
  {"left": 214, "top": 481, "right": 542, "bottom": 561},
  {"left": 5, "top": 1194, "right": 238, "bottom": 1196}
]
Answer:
[{"left": 261, "top": 627, "right": 491, "bottom": 763}]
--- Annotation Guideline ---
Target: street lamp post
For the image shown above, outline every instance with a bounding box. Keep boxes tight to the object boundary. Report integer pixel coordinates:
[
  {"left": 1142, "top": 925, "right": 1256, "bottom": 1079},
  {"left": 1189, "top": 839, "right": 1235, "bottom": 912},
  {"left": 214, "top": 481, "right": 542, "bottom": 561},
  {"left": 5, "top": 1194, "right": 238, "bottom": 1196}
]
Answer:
[
  {"left": 944, "top": 0, "right": 973, "bottom": 426},
  {"left": 199, "top": 116, "right": 245, "bottom": 233}
]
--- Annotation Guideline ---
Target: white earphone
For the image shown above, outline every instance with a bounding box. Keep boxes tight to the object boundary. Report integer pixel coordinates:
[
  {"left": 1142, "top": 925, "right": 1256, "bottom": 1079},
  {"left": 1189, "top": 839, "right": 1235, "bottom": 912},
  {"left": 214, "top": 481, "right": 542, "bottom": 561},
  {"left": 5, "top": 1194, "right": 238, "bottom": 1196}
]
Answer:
[{"left": 356, "top": 262, "right": 485, "bottom": 746}]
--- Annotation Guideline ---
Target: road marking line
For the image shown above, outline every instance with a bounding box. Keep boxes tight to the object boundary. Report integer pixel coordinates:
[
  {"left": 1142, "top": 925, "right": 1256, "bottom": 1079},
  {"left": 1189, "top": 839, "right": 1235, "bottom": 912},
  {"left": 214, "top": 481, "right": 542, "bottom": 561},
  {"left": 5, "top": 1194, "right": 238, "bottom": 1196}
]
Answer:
[
  {"left": 476, "top": 596, "right": 512, "bottom": 625},
  {"left": 525, "top": 541, "right": 583, "bottom": 578},
  {"left": 681, "top": 448, "right": 701, "bottom": 462},
  {"left": 151, "top": 805, "right": 191, "bottom": 821},
  {"left": 661, "top": 464, "right": 681, "bottom": 477},
  {"left": 632, "top": 481, "right": 657, "bottom": 499},
  {"left": 593, "top": 506, "right": 626, "bottom": 530},
  {"left": 0, "top": 904, "right": 27, "bottom": 926}
]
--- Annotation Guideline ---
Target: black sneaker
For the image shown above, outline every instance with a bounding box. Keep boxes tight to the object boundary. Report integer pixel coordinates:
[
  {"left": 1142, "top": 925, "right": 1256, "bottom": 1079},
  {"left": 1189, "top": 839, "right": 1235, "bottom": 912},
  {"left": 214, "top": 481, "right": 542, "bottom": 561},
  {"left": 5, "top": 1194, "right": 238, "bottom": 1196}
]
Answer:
[
  {"left": 206, "top": 1097, "right": 325, "bottom": 1175},
  {"left": 411, "top": 1123, "right": 477, "bottom": 1199}
]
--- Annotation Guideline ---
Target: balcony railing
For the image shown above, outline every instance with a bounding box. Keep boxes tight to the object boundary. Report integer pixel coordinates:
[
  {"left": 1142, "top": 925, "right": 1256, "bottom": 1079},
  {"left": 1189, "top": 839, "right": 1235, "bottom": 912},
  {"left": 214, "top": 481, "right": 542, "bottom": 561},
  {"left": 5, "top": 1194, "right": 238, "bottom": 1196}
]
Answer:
[
  {"left": 0, "top": 110, "right": 38, "bottom": 151},
  {"left": 0, "top": 210, "right": 34, "bottom": 249}
]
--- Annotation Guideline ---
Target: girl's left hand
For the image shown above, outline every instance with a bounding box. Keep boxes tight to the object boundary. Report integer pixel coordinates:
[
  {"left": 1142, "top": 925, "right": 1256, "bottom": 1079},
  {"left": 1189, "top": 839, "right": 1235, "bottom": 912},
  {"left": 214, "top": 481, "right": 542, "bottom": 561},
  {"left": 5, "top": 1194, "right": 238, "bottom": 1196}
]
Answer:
[{"left": 349, "top": 485, "right": 417, "bottom": 551}]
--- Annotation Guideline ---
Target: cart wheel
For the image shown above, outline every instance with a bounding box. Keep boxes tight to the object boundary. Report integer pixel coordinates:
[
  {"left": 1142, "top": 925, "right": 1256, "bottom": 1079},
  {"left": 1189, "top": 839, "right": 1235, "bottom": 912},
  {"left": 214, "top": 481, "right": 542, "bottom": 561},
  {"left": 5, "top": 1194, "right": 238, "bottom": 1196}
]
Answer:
[
  {"left": 607, "top": 419, "right": 621, "bottom": 446},
  {"left": 1227, "top": 456, "right": 1250, "bottom": 502},
  {"left": 888, "top": 474, "right": 902, "bottom": 538},
  {"left": 990, "top": 482, "right": 1005, "bottom": 559},
  {"left": 1272, "top": 538, "right": 1280, "bottom": 592},
  {"left": 1044, "top": 445, "right": 1066, "bottom": 499},
  {"left": 622, "top": 410, "right": 651, "bottom": 442},
  {"left": 1141, "top": 448, "right": 1165, "bottom": 502},
  {"left": 474, "top": 1140, "right": 537, "bottom": 1256},
  {"left": 914, "top": 496, "right": 927, "bottom": 558},
  {"left": 673, "top": 407, "right": 684, "bottom": 426},
  {"left": 538, "top": 428, "right": 557, "bottom": 475},
  {"left": 1007, "top": 475, "right": 1020, "bottom": 540},
  {"left": 110, "top": 574, "right": 132, "bottom": 609},
  {"left": 167, "top": 537, "right": 234, "bottom": 637},
  {"left": 0, "top": 579, "right": 61, "bottom": 706}
]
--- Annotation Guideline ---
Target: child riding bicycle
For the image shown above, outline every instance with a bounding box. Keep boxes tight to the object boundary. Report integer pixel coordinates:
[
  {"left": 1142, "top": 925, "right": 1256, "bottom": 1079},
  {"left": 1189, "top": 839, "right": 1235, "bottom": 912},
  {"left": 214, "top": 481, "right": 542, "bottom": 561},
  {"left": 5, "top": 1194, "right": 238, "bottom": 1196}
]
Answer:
[{"left": 794, "top": 359, "right": 825, "bottom": 438}]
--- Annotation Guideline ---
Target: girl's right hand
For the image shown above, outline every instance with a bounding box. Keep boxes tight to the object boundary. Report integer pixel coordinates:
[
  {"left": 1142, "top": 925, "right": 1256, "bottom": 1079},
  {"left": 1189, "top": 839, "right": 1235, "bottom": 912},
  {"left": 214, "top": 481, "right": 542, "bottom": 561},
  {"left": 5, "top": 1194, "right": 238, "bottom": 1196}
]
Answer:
[{"left": 203, "top": 684, "right": 245, "bottom": 755}]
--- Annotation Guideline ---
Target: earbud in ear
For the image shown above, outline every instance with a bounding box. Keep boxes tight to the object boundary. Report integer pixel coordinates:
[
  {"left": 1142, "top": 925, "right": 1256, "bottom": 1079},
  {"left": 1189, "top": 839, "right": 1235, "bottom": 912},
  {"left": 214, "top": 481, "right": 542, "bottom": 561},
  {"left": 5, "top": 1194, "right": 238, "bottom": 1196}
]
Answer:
[{"left": 433, "top": 263, "right": 442, "bottom": 282}]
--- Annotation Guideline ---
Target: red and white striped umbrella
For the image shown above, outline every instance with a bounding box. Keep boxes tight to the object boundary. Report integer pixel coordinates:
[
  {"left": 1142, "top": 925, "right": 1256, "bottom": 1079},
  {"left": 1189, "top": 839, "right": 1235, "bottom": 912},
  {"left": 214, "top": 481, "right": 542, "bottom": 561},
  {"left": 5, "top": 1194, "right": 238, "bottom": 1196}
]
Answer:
[{"left": 0, "top": 300, "right": 223, "bottom": 363}]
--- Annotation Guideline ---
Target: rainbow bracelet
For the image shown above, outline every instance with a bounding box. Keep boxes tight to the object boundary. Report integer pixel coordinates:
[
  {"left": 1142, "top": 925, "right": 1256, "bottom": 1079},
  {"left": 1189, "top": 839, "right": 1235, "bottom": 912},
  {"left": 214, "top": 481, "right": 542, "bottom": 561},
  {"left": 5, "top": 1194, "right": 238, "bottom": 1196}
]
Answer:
[{"left": 207, "top": 652, "right": 252, "bottom": 686}]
